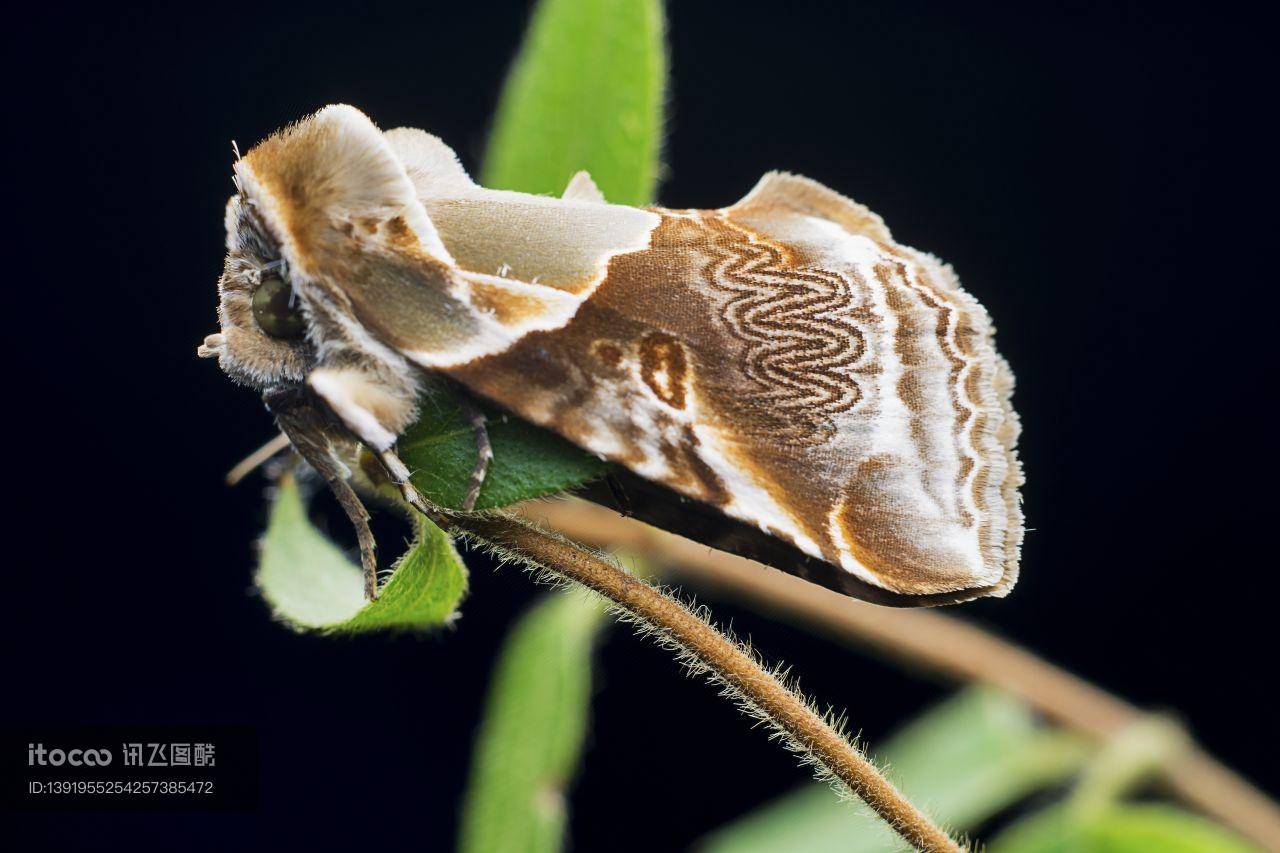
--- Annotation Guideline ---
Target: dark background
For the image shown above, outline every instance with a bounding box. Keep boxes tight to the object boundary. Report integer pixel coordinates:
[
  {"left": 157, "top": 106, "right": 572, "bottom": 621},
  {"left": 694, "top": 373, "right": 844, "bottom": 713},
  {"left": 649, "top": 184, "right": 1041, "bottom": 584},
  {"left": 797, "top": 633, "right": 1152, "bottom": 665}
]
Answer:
[{"left": 4, "top": 2, "right": 1274, "bottom": 850}]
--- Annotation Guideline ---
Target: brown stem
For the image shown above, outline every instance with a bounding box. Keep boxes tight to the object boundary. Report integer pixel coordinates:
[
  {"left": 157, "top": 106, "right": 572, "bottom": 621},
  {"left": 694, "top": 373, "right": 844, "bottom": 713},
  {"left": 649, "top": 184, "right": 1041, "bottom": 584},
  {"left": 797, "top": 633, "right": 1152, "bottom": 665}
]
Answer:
[
  {"left": 525, "top": 498, "right": 1280, "bottom": 853},
  {"left": 451, "top": 511, "right": 963, "bottom": 853}
]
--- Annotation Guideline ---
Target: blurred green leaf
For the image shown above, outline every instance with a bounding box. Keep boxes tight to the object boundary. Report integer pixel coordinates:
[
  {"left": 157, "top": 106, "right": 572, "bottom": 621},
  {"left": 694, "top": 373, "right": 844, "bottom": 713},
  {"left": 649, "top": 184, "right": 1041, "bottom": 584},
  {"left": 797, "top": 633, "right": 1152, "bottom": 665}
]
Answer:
[
  {"left": 398, "top": 0, "right": 670, "bottom": 506},
  {"left": 399, "top": 0, "right": 669, "bottom": 507},
  {"left": 989, "top": 804, "right": 1260, "bottom": 853},
  {"left": 257, "top": 476, "right": 467, "bottom": 632},
  {"left": 1065, "top": 714, "right": 1189, "bottom": 820},
  {"left": 398, "top": 0, "right": 670, "bottom": 509},
  {"left": 482, "top": 0, "right": 667, "bottom": 205},
  {"left": 458, "top": 592, "right": 606, "bottom": 853},
  {"left": 698, "top": 688, "right": 1091, "bottom": 853},
  {"left": 398, "top": 378, "right": 608, "bottom": 512}
]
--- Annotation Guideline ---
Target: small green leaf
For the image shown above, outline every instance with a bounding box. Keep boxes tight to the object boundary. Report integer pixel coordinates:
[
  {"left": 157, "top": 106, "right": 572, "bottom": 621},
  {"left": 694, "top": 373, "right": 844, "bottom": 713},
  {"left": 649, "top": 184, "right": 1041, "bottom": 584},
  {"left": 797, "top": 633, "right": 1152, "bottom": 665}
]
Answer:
[
  {"left": 989, "top": 804, "right": 1261, "bottom": 853},
  {"left": 483, "top": 0, "right": 667, "bottom": 205},
  {"left": 397, "top": 378, "right": 608, "bottom": 512},
  {"left": 458, "top": 592, "right": 606, "bottom": 853},
  {"left": 697, "top": 688, "right": 1092, "bottom": 853},
  {"left": 257, "top": 476, "right": 467, "bottom": 632}
]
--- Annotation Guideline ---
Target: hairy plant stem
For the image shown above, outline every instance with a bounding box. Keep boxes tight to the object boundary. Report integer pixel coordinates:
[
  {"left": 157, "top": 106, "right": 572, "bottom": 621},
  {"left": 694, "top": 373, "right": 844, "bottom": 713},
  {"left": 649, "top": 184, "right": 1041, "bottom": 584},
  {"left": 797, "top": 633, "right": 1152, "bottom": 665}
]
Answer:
[
  {"left": 448, "top": 511, "right": 963, "bottom": 853},
  {"left": 526, "top": 498, "right": 1280, "bottom": 852}
]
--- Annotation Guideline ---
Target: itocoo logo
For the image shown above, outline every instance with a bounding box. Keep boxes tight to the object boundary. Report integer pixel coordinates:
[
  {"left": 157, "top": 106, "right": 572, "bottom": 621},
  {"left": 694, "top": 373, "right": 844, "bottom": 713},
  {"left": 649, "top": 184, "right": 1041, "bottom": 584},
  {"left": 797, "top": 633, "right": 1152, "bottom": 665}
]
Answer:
[{"left": 28, "top": 743, "right": 113, "bottom": 766}]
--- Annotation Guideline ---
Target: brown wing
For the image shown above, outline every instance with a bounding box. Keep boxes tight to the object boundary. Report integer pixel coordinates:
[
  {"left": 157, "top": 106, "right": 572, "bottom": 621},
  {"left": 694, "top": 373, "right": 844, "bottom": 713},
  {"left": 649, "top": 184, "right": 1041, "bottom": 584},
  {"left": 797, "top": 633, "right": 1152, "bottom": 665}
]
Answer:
[
  {"left": 234, "top": 106, "right": 656, "bottom": 371},
  {"left": 244, "top": 108, "right": 1022, "bottom": 602},
  {"left": 445, "top": 175, "right": 1021, "bottom": 600}
]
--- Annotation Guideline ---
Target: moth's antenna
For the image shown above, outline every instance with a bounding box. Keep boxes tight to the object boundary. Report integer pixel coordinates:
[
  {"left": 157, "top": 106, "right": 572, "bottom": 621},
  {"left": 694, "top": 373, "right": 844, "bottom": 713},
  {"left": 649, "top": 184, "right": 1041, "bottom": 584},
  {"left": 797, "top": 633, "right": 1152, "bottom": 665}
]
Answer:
[{"left": 231, "top": 139, "right": 242, "bottom": 161}]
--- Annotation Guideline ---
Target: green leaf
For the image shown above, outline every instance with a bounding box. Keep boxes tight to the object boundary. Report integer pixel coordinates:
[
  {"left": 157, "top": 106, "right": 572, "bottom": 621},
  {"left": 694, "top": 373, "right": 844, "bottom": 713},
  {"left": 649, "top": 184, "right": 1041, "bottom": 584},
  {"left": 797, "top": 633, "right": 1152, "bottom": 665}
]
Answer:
[
  {"left": 395, "top": 0, "right": 668, "bottom": 509},
  {"left": 397, "top": 378, "right": 608, "bottom": 512},
  {"left": 257, "top": 476, "right": 467, "bottom": 632},
  {"left": 989, "top": 804, "right": 1261, "bottom": 853},
  {"left": 697, "top": 688, "right": 1092, "bottom": 853},
  {"left": 458, "top": 592, "right": 606, "bottom": 853},
  {"left": 482, "top": 0, "right": 667, "bottom": 205}
]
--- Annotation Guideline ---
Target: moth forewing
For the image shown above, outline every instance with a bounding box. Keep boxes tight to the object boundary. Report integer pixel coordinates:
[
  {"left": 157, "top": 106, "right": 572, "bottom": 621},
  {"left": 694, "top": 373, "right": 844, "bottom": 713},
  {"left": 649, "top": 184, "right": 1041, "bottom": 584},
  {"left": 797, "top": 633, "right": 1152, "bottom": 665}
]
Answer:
[{"left": 204, "top": 104, "right": 1022, "bottom": 605}]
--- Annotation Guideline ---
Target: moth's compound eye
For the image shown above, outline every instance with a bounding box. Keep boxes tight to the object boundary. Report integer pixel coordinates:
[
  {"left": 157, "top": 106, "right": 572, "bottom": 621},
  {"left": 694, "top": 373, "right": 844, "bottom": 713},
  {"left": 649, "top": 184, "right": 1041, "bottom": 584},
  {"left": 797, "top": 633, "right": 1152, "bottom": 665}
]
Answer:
[{"left": 252, "top": 275, "right": 305, "bottom": 339}]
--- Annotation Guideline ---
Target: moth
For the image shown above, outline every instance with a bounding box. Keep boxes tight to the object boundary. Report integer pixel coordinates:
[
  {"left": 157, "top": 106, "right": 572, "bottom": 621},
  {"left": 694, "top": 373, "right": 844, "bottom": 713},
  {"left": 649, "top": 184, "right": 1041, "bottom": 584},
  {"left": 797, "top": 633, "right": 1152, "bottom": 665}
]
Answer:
[{"left": 200, "top": 104, "right": 1023, "bottom": 606}]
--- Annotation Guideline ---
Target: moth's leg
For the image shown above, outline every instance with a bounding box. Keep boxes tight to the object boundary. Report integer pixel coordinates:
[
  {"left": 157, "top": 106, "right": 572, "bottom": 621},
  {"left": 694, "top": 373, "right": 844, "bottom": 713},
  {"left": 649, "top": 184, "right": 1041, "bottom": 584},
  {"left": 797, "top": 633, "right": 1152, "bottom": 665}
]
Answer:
[
  {"left": 265, "top": 386, "right": 381, "bottom": 601},
  {"left": 377, "top": 447, "right": 450, "bottom": 529},
  {"left": 307, "top": 368, "right": 405, "bottom": 453},
  {"left": 324, "top": 468, "right": 380, "bottom": 602},
  {"left": 453, "top": 390, "right": 493, "bottom": 512},
  {"left": 305, "top": 366, "right": 453, "bottom": 527}
]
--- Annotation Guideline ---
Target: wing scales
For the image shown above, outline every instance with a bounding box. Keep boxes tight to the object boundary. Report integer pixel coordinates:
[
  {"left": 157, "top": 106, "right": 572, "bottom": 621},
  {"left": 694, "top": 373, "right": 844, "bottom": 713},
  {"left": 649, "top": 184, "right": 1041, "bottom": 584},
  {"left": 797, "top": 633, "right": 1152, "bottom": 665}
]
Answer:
[{"left": 238, "top": 105, "right": 1021, "bottom": 602}]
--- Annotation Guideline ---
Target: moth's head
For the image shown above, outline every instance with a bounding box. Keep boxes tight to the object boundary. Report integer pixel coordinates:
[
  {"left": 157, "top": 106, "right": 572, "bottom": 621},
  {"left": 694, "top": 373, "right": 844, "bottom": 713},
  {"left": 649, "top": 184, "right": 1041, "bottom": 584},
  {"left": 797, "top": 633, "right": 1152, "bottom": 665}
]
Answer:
[
  {"left": 197, "top": 193, "right": 316, "bottom": 390},
  {"left": 198, "top": 104, "right": 460, "bottom": 389},
  {"left": 199, "top": 103, "right": 404, "bottom": 390}
]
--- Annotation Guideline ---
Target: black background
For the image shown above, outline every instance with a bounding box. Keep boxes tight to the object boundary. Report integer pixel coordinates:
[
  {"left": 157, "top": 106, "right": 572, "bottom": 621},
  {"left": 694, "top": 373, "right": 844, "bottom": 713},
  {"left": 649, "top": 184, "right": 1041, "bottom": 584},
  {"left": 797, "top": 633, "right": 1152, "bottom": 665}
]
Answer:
[{"left": 4, "top": 2, "right": 1275, "bottom": 850}]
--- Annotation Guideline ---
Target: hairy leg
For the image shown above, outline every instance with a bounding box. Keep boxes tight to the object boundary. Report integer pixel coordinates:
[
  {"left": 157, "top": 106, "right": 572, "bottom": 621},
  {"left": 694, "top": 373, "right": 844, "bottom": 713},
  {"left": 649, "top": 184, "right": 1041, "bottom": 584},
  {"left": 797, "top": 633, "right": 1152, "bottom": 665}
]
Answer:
[
  {"left": 453, "top": 390, "right": 493, "bottom": 511},
  {"left": 265, "top": 387, "right": 381, "bottom": 600}
]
